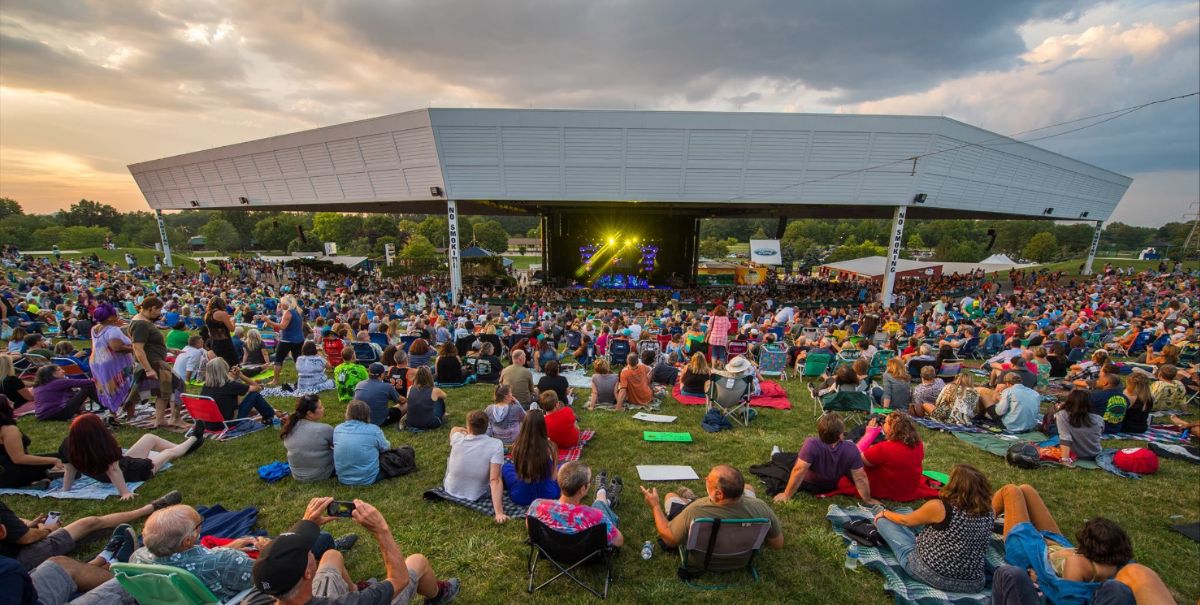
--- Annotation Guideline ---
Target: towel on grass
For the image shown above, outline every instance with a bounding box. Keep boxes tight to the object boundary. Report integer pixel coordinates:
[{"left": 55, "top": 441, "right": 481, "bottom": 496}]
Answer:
[
  {"left": 207, "top": 419, "right": 271, "bottom": 441},
  {"left": 422, "top": 487, "right": 527, "bottom": 519},
  {"left": 827, "top": 504, "right": 1004, "bottom": 605},
  {"left": 13, "top": 401, "right": 35, "bottom": 417},
  {"left": 671, "top": 380, "right": 792, "bottom": 409},
  {"left": 1148, "top": 442, "right": 1200, "bottom": 464},
  {"left": 820, "top": 475, "right": 943, "bottom": 502},
  {"left": 0, "top": 463, "right": 171, "bottom": 500},
  {"left": 1170, "top": 522, "right": 1200, "bottom": 543}
]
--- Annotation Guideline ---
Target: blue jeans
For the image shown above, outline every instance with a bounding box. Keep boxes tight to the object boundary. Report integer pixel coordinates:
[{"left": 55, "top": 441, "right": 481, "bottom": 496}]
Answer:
[
  {"left": 592, "top": 499, "right": 620, "bottom": 532},
  {"left": 710, "top": 345, "right": 727, "bottom": 363},
  {"left": 991, "top": 564, "right": 1134, "bottom": 605},
  {"left": 875, "top": 518, "right": 920, "bottom": 576},
  {"left": 237, "top": 391, "right": 275, "bottom": 422}
]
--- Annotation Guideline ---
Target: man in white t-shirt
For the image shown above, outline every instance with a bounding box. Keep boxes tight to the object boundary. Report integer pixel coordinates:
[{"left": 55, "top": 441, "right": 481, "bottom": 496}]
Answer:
[
  {"left": 628, "top": 322, "right": 643, "bottom": 341},
  {"left": 171, "top": 335, "right": 207, "bottom": 383},
  {"left": 443, "top": 411, "right": 509, "bottom": 524}
]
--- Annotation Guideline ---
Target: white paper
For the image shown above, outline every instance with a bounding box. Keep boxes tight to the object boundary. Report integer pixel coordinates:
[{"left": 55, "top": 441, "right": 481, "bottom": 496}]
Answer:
[
  {"left": 632, "top": 412, "right": 677, "bottom": 423},
  {"left": 637, "top": 465, "right": 700, "bottom": 481}
]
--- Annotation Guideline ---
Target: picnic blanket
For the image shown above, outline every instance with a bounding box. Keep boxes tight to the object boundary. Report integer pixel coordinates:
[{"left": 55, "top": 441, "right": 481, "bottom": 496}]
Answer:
[
  {"left": 1099, "top": 426, "right": 1189, "bottom": 444},
  {"left": 210, "top": 420, "right": 271, "bottom": 441},
  {"left": 671, "top": 380, "right": 792, "bottom": 410},
  {"left": 0, "top": 462, "right": 172, "bottom": 500},
  {"left": 952, "top": 431, "right": 1047, "bottom": 458},
  {"left": 13, "top": 401, "right": 35, "bottom": 417},
  {"left": 197, "top": 504, "right": 266, "bottom": 539},
  {"left": 827, "top": 504, "right": 1004, "bottom": 605},
  {"left": 422, "top": 487, "right": 528, "bottom": 519},
  {"left": 912, "top": 417, "right": 986, "bottom": 434},
  {"left": 1170, "top": 522, "right": 1200, "bottom": 543},
  {"left": 819, "top": 475, "right": 942, "bottom": 502},
  {"left": 532, "top": 369, "right": 593, "bottom": 389}
]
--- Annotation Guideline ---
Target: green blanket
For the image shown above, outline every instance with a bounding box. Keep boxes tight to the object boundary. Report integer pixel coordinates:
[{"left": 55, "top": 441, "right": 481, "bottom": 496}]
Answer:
[{"left": 951, "top": 431, "right": 1098, "bottom": 469}]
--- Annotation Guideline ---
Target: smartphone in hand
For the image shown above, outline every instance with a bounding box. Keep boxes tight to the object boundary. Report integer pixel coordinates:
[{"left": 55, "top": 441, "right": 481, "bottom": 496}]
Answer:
[
  {"left": 326, "top": 501, "right": 356, "bottom": 518},
  {"left": 45, "top": 511, "right": 61, "bottom": 526}
]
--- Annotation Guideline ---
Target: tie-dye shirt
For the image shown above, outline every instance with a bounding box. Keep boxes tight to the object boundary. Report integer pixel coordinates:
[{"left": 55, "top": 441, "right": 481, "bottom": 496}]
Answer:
[{"left": 529, "top": 499, "right": 617, "bottom": 544}]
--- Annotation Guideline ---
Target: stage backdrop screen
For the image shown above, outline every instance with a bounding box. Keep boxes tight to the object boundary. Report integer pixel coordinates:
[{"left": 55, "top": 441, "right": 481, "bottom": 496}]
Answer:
[{"left": 749, "top": 239, "right": 782, "bottom": 265}]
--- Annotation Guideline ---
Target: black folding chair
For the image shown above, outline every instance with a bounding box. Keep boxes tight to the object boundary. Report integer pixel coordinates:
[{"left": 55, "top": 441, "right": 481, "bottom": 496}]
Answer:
[{"left": 526, "top": 516, "right": 617, "bottom": 599}]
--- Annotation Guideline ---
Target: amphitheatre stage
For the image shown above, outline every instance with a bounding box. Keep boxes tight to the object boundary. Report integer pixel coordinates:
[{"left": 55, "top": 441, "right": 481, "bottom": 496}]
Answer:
[{"left": 128, "top": 109, "right": 1131, "bottom": 298}]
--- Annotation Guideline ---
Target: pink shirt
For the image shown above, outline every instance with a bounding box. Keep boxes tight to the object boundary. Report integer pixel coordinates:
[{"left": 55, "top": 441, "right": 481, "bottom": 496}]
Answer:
[{"left": 707, "top": 316, "right": 730, "bottom": 347}]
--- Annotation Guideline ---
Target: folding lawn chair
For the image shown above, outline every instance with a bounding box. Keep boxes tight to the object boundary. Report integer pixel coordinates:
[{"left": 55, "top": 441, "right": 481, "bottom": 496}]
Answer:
[
  {"left": 801, "top": 352, "right": 832, "bottom": 380},
  {"left": 818, "top": 391, "right": 872, "bottom": 425},
  {"left": 638, "top": 339, "right": 664, "bottom": 365},
  {"left": 866, "top": 349, "right": 894, "bottom": 381},
  {"left": 52, "top": 356, "right": 90, "bottom": 379},
  {"left": 351, "top": 341, "right": 380, "bottom": 365},
  {"left": 907, "top": 358, "right": 937, "bottom": 381},
  {"left": 399, "top": 335, "right": 418, "bottom": 353},
  {"left": 726, "top": 341, "right": 750, "bottom": 359},
  {"left": 526, "top": 516, "right": 616, "bottom": 599},
  {"left": 956, "top": 337, "right": 979, "bottom": 360},
  {"left": 112, "top": 562, "right": 253, "bottom": 605},
  {"left": 608, "top": 339, "right": 632, "bottom": 369},
  {"left": 758, "top": 345, "right": 788, "bottom": 381},
  {"left": 180, "top": 394, "right": 256, "bottom": 440},
  {"left": 937, "top": 360, "right": 963, "bottom": 380},
  {"left": 707, "top": 374, "right": 754, "bottom": 426},
  {"left": 369, "top": 331, "right": 390, "bottom": 349},
  {"left": 1067, "top": 347, "right": 1086, "bottom": 363},
  {"left": 677, "top": 517, "right": 771, "bottom": 588},
  {"left": 1122, "top": 331, "right": 1153, "bottom": 357}
]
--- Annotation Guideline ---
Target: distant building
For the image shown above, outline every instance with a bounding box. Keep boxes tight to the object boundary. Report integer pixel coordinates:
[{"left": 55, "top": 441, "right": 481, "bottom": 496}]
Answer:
[
  {"left": 188, "top": 236, "right": 207, "bottom": 251},
  {"left": 507, "top": 237, "right": 541, "bottom": 254}
]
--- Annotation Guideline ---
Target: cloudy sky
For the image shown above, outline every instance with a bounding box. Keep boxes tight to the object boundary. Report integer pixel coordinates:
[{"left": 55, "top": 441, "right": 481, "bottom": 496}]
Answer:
[{"left": 1, "top": 0, "right": 1197, "bottom": 225}]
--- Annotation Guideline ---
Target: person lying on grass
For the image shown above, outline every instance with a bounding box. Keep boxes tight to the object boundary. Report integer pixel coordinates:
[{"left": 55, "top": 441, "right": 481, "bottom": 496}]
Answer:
[{"left": 59, "top": 413, "right": 202, "bottom": 501}]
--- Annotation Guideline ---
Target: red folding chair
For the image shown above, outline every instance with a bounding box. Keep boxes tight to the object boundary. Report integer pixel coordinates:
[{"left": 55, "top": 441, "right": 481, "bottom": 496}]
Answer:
[
  {"left": 180, "top": 394, "right": 254, "bottom": 440},
  {"left": 656, "top": 333, "right": 672, "bottom": 351}
]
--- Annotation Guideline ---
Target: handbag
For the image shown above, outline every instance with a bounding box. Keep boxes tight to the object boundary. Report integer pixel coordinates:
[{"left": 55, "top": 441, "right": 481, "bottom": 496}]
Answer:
[
  {"left": 379, "top": 445, "right": 417, "bottom": 478},
  {"left": 844, "top": 519, "right": 886, "bottom": 547}
]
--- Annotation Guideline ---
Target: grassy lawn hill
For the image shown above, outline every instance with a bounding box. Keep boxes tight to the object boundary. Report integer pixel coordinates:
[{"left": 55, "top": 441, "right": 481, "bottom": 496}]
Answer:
[
  {"left": 22, "top": 247, "right": 202, "bottom": 272},
  {"left": 4, "top": 340, "right": 1198, "bottom": 604}
]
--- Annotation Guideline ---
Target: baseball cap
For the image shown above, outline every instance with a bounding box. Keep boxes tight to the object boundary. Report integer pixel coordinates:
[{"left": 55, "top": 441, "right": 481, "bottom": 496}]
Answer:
[
  {"left": 1113, "top": 448, "right": 1158, "bottom": 475},
  {"left": 368, "top": 363, "right": 386, "bottom": 376},
  {"left": 253, "top": 520, "right": 320, "bottom": 596}
]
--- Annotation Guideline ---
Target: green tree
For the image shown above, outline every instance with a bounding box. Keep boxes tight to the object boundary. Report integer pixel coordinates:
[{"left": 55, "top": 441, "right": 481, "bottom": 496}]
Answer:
[
  {"left": 254, "top": 215, "right": 307, "bottom": 252},
  {"left": 418, "top": 215, "right": 449, "bottom": 248},
  {"left": 0, "top": 198, "right": 23, "bottom": 220},
  {"left": 398, "top": 234, "right": 443, "bottom": 274},
  {"left": 31, "top": 226, "right": 66, "bottom": 249},
  {"left": 58, "top": 226, "right": 111, "bottom": 249},
  {"left": 60, "top": 199, "right": 123, "bottom": 232},
  {"left": 471, "top": 220, "right": 509, "bottom": 253},
  {"left": 201, "top": 217, "right": 241, "bottom": 252},
  {"left": 1023, "top": 232, "right": 1059, "bottom": 263},
  {"left": 826, "top": 240, "right": 887, "bottom": 263},
  {"left": 933, "top": 240, "right": 985, "bottom": 262},
  {"left": 363, "top": 215, "right": 399, "bottom": 241},
  {"left": 1101, "top": 222, "right": 1154, "bottom": 251},
  {"left": 699, "top": 236, "right": 731, "bottom": 259},
  {"left": 312, "top": 212, "right": 364, "bottom": 245}
]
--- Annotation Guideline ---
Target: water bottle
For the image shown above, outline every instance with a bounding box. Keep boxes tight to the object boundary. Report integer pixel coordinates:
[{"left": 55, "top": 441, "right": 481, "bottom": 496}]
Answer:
[
  {"left": 641, "top": 541, "right": 654, "bottom": 560},
  {"left": 844, "top": 542, "right": 860, "bottom": 571}
]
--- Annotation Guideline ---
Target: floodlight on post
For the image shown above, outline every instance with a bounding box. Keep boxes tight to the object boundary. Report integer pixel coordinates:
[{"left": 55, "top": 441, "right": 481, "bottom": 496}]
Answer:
[
  {"left": 239, "top": 196, "right": 250, "bottom": 205},
  {"left": 912, "top": 193, "right": 927, "bottom": 204},
  {"left": 1043, "top": 207, "right": 1054, "bottom": 215},
  {"left": 430, "top": 186, "right": 443, "bottom": 197},
  {"left": 1079, "top": 211, "right": 1089, "bottom": 218},
  {"left": 189, "top": 200, "right": 199, "bottom": 207}
]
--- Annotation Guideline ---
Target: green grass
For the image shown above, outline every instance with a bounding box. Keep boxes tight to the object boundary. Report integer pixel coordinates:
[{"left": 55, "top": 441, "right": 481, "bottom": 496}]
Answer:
[
  {"left": 1035, "top": 258, "right": 1199, "bottom": 277},
  {"left": 503, "top": 255, "right": 541, "bottom": 270},
  {"left": 22, "top": 247, "right": 201, "bottom": 272},
  {"left": 6, "top": 352, "right": 1199, "bottom": 604}
]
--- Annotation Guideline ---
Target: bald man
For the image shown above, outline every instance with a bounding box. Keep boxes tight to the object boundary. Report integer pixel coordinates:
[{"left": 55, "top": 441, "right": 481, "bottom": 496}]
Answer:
[
  {"left": 639, "top": 465, "right": 784, "bottom": 550},
  {"left": 500, "top": 349, "right": 535, "bottom": 407}
]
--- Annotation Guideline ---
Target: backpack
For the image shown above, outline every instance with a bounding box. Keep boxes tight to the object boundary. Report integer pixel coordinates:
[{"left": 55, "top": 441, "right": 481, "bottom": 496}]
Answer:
[
  {"left": 379, "top": 445, "right": 417, "bottom": 479},
  {"left": 1006, "top": 443, "right": 1041, "bottom": 469}
]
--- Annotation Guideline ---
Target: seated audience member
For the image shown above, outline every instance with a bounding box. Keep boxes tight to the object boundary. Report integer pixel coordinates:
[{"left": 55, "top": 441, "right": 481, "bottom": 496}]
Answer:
[
  {"left": 333, "top": 346, "right": 368, "bottom": 403},
  {"left": 928, "top": 372, "right": 979, "bottom": 424},
  {"left": 32, "top": 365, "right": 98, "bottom": 421},
  {"left": 199, "top": 358, "right": 275, "bottom": 426},
  {"left": 333, "top": 400, "right": 390, "bottom": 486},
  {"left": 616, "top": 353, "right": 653, "bottom": 411},
  {"left": 909, "top": 366, "right": 946, "bottom": 416},
  {"left": 407, "top": 338, "right": 434, "bottom": 369},
  {"left": 473, "top": 342, "right": 503, "bottom": 384},
  {"left": 434, "top": 342, "right": 472, "bottom": 385},
  {"left": 251, "top": 497, "right": 460, "bottom": 605},
  {"left": 773, "top": 413, "right": 879, "bottom": 505},
  {"left": 17, "top": 536, "right": 140, "bottom": 605},
  {"left": 354, "top": 363, "right": 404, "bottom": 427},
  {"left": 640, "top": 465, "right": 783, "bottom": 550},
  {"left": 0, "top": 493, "right": 177, "bottom": 572},
  {"left": 500, "top": 349, "right": 536, "bottom": 407},
  {"left": 281, "top": 395, "right": 334, "bottom": 482},
  {"left": 0, "top": 355, "right": 33, "bottom": 408},
  {"left": 502, "top": 410, "right": 560, "bottom": 506},
  {"left": 165, "top": 322, "right": 191, "bottom": 352},
  {"left": 873, "top": 464, "right": 995, "bottom": 593},
  {"left": 171, "top": 335, "right": 207, "bottom": 384},
  {"left": 678, "top": 352, "right": 711, "bottom": 397},
  {"left": 991, "top": 484, "right": 1174, "bottom": 604},
  {"left": 0, "top": 395, "right": 63, "bottom": 488},
  {"left": 814, "top": 364, "right": 863, "bottom": 398},
  {"left": 533, "top": 337, "right": 561, "bottom": 373},
  {"left": 649, "top": 351, "right": 680, "bottom": 386},
  {"left": 587, "top": 358, "right": 619, "bottom": 410},
  {"left": 484, "top": 384, "right": 526, "bottom": 444},
  {"left": 880, "top": 357, "right": 912, "bottom": 411},
  {"left": 1053, "top": 390, "right": 1103, "bottom": 465},
  {"left": 528, "top": 461, "right": 624, "bottom": 547},
  {"left": 540, "top": 391, "right": 579, "bottom": 450},
  {"left": 383, "top": 348, "right": 413, "bottom": 396},
  {"left": 322, "top": 329, "right": 348, "bottom": 368},
  {"left": 978, "top": 373, "right": 1041, "bottom": 432},
  {"left": 241, "top": 328, "right": 271, "bottom": 375},
  {"left": 443, "top": 411, "right": 509, "bottom": 524},
  {"left": 23, "top": 333, "right": 55, "bottom": 359},
  {"left": 1119, "top": 370, "right": 1153, "bottom": 434},
  {"left": 60, "top": 414, "right": 200, "bottom": 500},
  {"left": 1149, "top": 364, "right": 1185, "bottom": 410},
  {"left": 1070, "top": 350, "right": 1110, "bottom": 389},
  {"left": 1088, "top": 374, "right": 1129, "bottom": 433},
  {"left": 850, "top": 413, "right": 926, "bottom": 501},
  {"left": 405, "top": 367, "right": 447, "bottom": 430},
  {"left": 295, "top": 340, "right": 335, "bottom": 392},
  {"left": 535, "top": 360, "right": 572, "bottom": 405}
]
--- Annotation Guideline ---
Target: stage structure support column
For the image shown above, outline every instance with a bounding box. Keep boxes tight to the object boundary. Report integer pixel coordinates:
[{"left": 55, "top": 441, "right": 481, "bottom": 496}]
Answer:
[
  {"left": 880, "top": 205, "right": 907, "bottom": 309},
  {"left": 446, "top": 200, "right": 462, "bottom": 306},
  {"left": 690, "top": 217, "right": 701, "bottom": 285},
  {"left": 775, "top": 217, "right": 788, "bottom": 239},
  {"left": 1082, "top": 221, "right": 1103, "bottom": 276},
  {"left": 155, "top": 209, "right": 173, "bottom": 268},
  {"left": 540, "top": 215, "right": 549, "bottom": 285}
]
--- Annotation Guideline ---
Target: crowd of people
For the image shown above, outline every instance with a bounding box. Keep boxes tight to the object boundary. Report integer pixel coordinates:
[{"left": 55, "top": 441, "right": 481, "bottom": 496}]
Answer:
[{"left": 2, "top": 250, "right": 1198, "bottom": 603}]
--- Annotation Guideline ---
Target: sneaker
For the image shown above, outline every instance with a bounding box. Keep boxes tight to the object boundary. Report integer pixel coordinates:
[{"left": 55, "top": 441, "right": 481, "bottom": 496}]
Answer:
[
  {"left": 334, "top": 534, "right": 359, "bottom": 552},
  {"left": 607, "top": 476, "right": 623, "bottom": 508},
  {"left": 151, "top": 490, "right": 182, "bottom": 511},
  {"left": 678, "top": 487, "right": 697, "bottom": 501},
  {"left": 771, "top": 445, "right": 781, "bottom": 456},
  {"left": 426, "top": 578, "right": 460, "bottom": 605},
  {"left": 103, "top": 524, "right": 138, "bottom": 563},
  {"left": 185, "top": 425, "right": 205, "bottom": 454},
  {"left": 594, "top": 469, "right": 609, "bottom": 494}
]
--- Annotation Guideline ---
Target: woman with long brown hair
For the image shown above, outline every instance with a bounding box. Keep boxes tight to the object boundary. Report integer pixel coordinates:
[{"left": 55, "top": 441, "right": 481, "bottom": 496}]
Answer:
[
  {"left": 873, "top": 464, "right": 995, "bottom": 593},
  {"left": 848, "top": 412, "right": 928, "bottom": 501},
  {"left": 404, "top": 367, "right": 447, "bottom": 430},
  {"left": 60, "top": 414, "right": 201, "bottom": 500},
  {"left": 501, "top": 409, "right": 560, "bottom": 506},
  {"left": 204, "top": 296, "right": 238, "bottom": 366}
]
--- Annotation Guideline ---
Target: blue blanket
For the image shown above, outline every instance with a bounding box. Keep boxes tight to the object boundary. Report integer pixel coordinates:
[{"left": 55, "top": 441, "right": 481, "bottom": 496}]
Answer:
[
  {"left": 198, "top": 504, "right": 266, "bottom": 538},
  {"left": 0, "top": 463, "right": 172, "bottom": 500}
]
